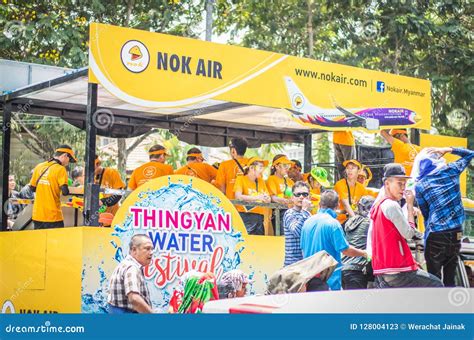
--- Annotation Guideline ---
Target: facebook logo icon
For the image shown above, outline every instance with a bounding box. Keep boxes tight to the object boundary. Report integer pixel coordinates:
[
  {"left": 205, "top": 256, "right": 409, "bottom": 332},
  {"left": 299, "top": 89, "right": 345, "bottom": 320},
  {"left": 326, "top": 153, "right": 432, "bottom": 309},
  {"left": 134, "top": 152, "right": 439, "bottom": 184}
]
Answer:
[{"left": 376, "top": 81, "right": 385, "bottom": 93}]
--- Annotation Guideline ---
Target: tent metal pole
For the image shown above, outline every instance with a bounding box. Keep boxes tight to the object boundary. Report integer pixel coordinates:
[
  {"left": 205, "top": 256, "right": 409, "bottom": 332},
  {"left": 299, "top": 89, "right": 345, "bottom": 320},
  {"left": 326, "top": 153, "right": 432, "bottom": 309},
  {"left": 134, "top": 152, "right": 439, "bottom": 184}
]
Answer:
[
  {"left": 1, "top": 102, "right": 12, "bottom": 231},
  {"left": 303, "top": 133, "right": 313, "bottom": 173},
  {"left": 412, "top": 128, "right": 421, "bottom": 145},
  {"left": 84, "top": 83, "right": 99, "bottom": 226}
]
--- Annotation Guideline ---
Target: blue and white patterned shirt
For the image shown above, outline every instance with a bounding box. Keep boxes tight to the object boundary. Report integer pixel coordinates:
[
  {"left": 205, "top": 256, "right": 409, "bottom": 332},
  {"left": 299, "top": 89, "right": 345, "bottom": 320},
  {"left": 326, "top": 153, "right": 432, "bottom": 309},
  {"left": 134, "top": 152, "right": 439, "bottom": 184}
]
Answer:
[
  {"left": 283, "top": 208, "right": 311, "bottom": 266},
  {"left": 415, "top": 148, "right": 474, "bottom": 240}
]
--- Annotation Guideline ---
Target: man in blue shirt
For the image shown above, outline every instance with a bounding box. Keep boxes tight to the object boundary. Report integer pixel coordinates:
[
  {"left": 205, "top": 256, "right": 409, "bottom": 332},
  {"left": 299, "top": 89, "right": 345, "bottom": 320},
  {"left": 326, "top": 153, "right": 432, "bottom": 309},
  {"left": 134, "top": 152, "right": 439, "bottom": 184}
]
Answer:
[
  {"left": 301, "top": 190, "right": 367, "bottom": 290},
  {"left": 415, "top": 147, "right": 474, "bottom": 286}
]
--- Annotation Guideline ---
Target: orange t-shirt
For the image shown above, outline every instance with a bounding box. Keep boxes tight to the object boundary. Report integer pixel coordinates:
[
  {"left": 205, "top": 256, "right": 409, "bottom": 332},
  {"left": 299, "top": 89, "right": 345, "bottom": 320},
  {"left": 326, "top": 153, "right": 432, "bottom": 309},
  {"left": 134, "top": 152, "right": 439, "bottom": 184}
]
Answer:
[
  {"left": 128, "top": 161, "right": 174, "bottom": 190},
  {"left": 391, "top": 139, "right": 421, "bottom": 176},
  {"left": 96, "top": 167, "right": 125, "bottom": 215},
  {"left": 233, "top": 175, "right": 269, "bottom": 215},
  {"left": 333, "top": 179, "right": 368, "bottom": 224},
  {"left": 175, "top": 162, "right": 217, "bottom": 183},
  {"left": 215, "top": 158, "right": 248, "bottom": 199},
  {"left": 333, "top": 131, "right": 355, "bottom": 146},
  {"left": 266, "top": 175, "right": 294, "bottom": 198},
  {"left": 30, "top": 161, "right": 68, "bottom": 222}
]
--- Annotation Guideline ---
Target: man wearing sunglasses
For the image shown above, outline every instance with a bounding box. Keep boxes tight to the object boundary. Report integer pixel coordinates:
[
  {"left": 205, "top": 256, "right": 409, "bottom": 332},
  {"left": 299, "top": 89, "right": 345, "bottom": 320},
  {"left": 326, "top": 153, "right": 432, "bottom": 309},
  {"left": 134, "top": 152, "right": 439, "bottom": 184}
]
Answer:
[
  {"left": 28, "top": 144, "right": 76, "bottom": 229},
  {"left": 282, "top": 181, "right": 313, "bottom": 266}
]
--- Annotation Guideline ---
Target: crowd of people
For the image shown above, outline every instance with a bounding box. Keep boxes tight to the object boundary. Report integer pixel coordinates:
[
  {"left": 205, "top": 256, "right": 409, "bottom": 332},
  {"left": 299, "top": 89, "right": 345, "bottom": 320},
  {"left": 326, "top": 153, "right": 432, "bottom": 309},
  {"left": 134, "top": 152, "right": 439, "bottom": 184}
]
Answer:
[
  {"left": 5, "top": 128, "right": 473, "bottom": 312},
  {"left": 6, "top": 128, "right": 425, "bottom": 234},
  {"left": 281, "top": 144, "right": 473, "bottom": 292}
]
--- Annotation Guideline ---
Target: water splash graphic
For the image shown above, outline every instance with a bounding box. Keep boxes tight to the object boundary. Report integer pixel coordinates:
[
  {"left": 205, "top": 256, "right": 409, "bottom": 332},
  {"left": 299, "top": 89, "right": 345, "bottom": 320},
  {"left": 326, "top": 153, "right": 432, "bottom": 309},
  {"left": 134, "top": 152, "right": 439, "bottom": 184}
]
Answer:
[{"left": 83, "top": 180, "right": 245, "bottom": 313}]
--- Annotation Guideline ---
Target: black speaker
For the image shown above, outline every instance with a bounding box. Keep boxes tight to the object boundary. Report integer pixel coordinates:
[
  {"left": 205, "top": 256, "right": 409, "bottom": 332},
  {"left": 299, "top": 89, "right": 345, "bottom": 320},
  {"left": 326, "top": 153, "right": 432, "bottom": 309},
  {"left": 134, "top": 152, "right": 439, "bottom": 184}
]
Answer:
[{"left": 356, "top": 145, "right": 394, "bottom": 188}]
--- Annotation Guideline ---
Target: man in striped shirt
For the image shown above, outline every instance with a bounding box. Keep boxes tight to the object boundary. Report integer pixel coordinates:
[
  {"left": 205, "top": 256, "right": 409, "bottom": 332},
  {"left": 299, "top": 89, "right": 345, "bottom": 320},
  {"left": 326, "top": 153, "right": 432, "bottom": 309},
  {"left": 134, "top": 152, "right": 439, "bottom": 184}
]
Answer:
[{"left": 283, "top": 181, "right": 312, "bottom": 266}]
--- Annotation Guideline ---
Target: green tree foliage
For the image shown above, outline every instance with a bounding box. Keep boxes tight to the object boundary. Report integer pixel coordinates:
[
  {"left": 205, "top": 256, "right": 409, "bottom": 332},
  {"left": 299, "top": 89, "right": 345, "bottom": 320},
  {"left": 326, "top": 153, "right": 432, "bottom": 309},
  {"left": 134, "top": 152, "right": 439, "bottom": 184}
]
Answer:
[
  {"left": 215, "top": 0, "right": 472, "bottom": 196},
  {"left": 0, "top": 0, "right": 205, "bottom": 67},
  {"left": 214, "top": 0, "right": 472, "bottom": 139},
  {"left": 1, "top": 0, "right": 205, "bottom": 176}
]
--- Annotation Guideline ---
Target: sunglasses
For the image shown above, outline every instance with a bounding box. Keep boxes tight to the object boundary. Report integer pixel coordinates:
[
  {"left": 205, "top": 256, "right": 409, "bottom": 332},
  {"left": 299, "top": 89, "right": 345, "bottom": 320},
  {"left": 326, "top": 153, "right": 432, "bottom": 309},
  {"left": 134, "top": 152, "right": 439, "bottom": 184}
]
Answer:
[{"left": 293, "top": 192, "right": 309, "bottom": 198}]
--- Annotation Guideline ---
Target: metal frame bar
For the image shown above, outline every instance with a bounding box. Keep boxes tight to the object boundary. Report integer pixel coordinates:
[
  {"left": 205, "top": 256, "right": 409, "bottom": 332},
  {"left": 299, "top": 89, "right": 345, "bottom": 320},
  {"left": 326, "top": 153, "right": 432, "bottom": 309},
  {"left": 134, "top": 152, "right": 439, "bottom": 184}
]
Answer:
[
  {"left": 7, "top": 97, "right": 311, "bottom": 146},
  {"left": 1, "top": 102, "right": 12, "bottom": 231},
  {"left": 0, "top": 68, "right": 88, "bottom": 101},
  {"left": 303, "top": 133, "right": 313, "bottom": 173},
  {"left": 84, "top": 83, "right": 99, "bottom": 226}
]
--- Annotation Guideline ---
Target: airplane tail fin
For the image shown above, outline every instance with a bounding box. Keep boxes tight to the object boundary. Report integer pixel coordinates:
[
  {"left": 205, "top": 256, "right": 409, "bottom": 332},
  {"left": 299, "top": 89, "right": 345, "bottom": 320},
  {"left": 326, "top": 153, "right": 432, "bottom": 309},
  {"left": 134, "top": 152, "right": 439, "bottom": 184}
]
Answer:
[{"left": 284, "top": 76, "right": 318, "bottom": 112}]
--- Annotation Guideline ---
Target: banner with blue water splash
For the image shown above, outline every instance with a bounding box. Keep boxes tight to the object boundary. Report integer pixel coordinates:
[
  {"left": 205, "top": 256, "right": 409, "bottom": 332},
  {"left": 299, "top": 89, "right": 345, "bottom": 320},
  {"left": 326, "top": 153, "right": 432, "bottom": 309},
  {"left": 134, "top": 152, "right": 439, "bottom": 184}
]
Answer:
[{"left": 82, "top": 175, "right": 265, "bottom": 313}]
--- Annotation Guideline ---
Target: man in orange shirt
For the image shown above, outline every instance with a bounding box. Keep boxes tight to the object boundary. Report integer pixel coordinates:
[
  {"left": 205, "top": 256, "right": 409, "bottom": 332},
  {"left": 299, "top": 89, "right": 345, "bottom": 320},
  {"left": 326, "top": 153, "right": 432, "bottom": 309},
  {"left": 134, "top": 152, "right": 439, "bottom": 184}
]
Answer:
[
  {"left": 94, "top": 156, "right": 126, "bottom": 216},
  {"left": 29, "top": 145, "right": 77, "bottom": 229},
  {"left": 380, "top": 129, "right": 421, "bottom": 176},
  {"left": 128, "top": 144, "right": 174, "bottom": 190},
  {"left": 333, "top": 131, "right": 356, "bottom": 179},
  {"left": 175, "top": 147, "right": 217, "bottom": 184},
  {"left": 215, "top": 137, "right": 249, "bottom": 199}
]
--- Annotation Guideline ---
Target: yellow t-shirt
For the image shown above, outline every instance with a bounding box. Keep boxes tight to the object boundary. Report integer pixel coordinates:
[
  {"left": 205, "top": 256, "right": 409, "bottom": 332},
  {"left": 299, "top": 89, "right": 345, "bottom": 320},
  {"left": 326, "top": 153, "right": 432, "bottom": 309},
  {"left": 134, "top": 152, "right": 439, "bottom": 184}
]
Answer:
[
  {"left": 96, "top": 167, "right": 125, "bottom": 215},
  {"left": 175, "top": 162, "right": 217, "bottom": 183},
  {"left": 391, "top": 139, "right": 421, "bottom": 176},
  {"left": 365, "top": 187, "right": 379, "bottom": 198},
  {"left": 334, "top": 179, "right": 368, "bottom": 224},
  {"left": 333, "top": 131, "right": 355, "bottom": 146},
  {"left": 128, "top": 161, "right": 174, "bottom": 190},
  {"left": 266, "top": 175, "right": 294, "bottom": 198},
  {"left": 233, "top": 175, "right": 269, "bottom": 215},
  {"left": 30, "top": 161, "right": 68, "bottom": 222},
  {"left": 310, "top": 188, "right": 321, "bottom": 215},
  {"left": 215, "top": 158, "right": 248, "bottom": 199}
]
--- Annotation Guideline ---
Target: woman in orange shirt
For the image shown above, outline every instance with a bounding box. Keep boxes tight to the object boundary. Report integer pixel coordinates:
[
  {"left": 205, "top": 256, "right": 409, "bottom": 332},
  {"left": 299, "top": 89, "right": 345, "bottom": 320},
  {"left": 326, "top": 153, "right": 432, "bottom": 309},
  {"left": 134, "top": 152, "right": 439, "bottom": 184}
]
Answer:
[
  {"left": 234, "top": 157, "right": 270, "bottom": 235},
  {"left": 266, "top": 155, "right": 294, "bottom": 205},
  {"left": 266, "top": 155, "right": 295, "bottom": 235},
  {"left": 333, "top": 159, "right": 368, "bottom": 225}
]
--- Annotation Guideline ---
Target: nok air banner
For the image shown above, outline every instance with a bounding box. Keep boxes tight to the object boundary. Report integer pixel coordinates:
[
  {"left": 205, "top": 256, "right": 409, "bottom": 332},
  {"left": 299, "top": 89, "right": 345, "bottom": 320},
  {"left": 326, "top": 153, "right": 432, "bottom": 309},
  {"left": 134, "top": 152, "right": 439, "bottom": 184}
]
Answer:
[
  {"left": 99, "top": 175, "right": 283, "bottom": 313},
  {"left": 89, "top": 23, "right": 431, "bottom": 131}
]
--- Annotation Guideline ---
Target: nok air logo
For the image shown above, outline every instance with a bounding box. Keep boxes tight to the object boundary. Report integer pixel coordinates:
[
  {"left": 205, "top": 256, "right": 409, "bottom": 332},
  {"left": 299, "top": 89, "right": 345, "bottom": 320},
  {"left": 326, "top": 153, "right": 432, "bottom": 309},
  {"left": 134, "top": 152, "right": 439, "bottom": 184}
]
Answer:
[
  {"left": 120, "top": 40, "right": 150, "bottom": 73},
  {"left": 292, "top": 93, "right": 305, "bottom": 109}
]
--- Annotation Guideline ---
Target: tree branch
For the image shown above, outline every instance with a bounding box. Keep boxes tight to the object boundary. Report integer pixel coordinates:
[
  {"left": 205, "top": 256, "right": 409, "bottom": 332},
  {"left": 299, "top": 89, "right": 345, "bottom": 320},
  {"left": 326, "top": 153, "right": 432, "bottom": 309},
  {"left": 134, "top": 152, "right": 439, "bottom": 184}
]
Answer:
[
  {"left": 11, "top": 122, "right": 46, "bottom": 157},
  {"left": 126, "top": 129, "right": 158, "bottom": 154},
  {"left": 12, "top": 114, "right": 45, "bottom": 150}
]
